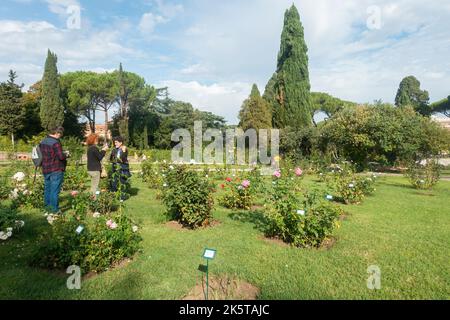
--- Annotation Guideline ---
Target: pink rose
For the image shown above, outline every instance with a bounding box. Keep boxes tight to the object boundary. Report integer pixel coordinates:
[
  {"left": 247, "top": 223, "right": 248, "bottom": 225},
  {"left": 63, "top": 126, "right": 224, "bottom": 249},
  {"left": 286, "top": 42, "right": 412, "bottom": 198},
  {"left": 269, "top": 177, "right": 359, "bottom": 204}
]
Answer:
[
  {"left": 273, "top": 170, "right": 281, "bottom": 178},
  {"left": 71, "top": 191, "right": 79, "bottom": 197},
  {"left": 106, "top": 219, "right": 113, "bottom": 227},
  {"left": 295, "top": 168, "right": 303, "bottom": 176},
  {"left": 110, "top": 222, "right": 118, "bottom": 230},
  {"left": 242, "top": 180, "right": 250, "bottom": 189}
]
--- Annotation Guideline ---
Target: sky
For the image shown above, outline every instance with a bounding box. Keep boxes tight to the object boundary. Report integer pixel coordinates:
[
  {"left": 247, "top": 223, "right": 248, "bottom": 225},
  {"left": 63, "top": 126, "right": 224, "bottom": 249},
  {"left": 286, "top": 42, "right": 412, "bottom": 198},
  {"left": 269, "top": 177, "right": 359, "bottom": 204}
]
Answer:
[{"left": 1, "top": 0, "right": 449, "bottom": 124}]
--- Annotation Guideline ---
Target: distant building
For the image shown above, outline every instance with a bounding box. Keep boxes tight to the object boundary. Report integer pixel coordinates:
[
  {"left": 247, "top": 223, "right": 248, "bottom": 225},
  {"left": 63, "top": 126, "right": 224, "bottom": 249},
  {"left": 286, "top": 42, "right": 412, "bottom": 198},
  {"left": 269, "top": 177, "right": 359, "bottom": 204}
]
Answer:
[
  {"left": 85, "top": 123, "right": 113, "bottom": 139},
  {"left": 433, "top": 117, "right": 450, "bottom": 131}
]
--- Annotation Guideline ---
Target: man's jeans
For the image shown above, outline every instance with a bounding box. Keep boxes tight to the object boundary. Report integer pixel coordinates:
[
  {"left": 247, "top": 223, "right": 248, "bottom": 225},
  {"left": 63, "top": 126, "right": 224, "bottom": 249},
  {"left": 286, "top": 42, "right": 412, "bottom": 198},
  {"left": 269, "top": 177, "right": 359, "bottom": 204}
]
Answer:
[{"left": 44, "top": 171, "right": 64, "bottom": 213}]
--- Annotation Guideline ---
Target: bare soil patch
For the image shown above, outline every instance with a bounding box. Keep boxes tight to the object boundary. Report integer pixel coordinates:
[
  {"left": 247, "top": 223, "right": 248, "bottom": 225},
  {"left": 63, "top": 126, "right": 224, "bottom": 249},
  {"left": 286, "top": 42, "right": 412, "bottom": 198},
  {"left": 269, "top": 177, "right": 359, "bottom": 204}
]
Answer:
[{"left": 183, "top": 275, "right": 260, "bottom": 300}]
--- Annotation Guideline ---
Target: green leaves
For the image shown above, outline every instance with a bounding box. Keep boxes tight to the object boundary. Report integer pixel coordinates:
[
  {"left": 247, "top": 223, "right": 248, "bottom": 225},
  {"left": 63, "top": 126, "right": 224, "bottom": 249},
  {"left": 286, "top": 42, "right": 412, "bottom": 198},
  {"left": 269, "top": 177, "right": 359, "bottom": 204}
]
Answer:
[
  {"left": 266, "top": 5, "right": 312, "bottom": 129},
  {"left": 161, "top": 165, "right": 214, "bottom": 229},
  {"left": 40, "top": 50, "right": 64, "bottom": 130},
  {"left": 395, "top": 76, "right": 431, "bottom": 116},
  {"left": 238, "top": 84, "right": 272, "bottom": 131}
]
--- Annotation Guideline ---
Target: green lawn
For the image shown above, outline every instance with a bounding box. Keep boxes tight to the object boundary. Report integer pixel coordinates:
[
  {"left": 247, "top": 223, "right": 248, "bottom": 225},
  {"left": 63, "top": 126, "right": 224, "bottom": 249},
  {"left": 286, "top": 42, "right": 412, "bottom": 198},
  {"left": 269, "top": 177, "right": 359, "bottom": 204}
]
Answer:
[{"left": 0, "top": 174, "right": 449, "bottom": 300}]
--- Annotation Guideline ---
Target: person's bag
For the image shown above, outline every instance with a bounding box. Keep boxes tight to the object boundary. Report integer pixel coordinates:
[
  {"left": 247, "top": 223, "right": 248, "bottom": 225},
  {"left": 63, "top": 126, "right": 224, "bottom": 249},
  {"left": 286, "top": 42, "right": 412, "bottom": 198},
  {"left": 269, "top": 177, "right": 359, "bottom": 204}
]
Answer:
[
  {"left": 31, "top": 144, "right": 43, "bottom": 167},
  {"left": 101, "top": 163, "right": 108, "bottom": 178},
  {"left": 31, "top": 144, "right": 43, "bottom": 184}
]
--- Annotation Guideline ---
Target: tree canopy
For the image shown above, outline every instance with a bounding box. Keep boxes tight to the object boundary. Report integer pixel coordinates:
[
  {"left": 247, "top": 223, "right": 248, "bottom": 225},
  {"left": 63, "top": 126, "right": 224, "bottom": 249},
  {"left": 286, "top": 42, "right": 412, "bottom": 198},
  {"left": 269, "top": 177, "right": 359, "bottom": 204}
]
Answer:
[
  {"left": 40, "top": 50, "right": 64, "bottom": 130},
  {"left": 264, "top": 4, "right": 312, "bottom": 129},
  {"left": 395, "top": 76, "right": 431, "bottom": 116},
  {"left": 238, "top": 84, "right": 272, "bottom": 131}
]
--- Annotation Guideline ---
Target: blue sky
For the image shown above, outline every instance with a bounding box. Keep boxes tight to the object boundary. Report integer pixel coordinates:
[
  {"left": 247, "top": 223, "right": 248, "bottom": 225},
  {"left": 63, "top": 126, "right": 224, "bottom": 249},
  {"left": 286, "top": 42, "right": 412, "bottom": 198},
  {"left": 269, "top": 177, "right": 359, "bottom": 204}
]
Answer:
[{"left": 1, "top": 0, "right": 450, "bottom": 124}]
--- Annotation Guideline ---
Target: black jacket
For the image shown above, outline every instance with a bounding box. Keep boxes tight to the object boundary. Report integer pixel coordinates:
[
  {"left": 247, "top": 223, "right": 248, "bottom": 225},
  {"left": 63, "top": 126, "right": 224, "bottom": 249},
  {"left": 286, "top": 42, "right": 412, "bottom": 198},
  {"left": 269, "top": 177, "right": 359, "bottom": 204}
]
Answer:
[
  {"left": 87, "top": 145, "right": 106, "bottom": 172},
  {"left": 110, "top": 147, "right": 129, "bottom": 164}
]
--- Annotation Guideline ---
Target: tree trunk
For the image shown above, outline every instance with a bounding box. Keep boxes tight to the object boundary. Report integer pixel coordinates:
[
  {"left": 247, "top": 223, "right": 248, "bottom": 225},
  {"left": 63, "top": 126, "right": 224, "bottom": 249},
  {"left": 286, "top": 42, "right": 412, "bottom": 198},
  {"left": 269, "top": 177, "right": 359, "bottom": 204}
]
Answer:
[
  {"left": 11, "top": 132, "right": 15, "bottom": 153},
  {"left": 105, "top": 109, "right": 108, "bottom": 139}
]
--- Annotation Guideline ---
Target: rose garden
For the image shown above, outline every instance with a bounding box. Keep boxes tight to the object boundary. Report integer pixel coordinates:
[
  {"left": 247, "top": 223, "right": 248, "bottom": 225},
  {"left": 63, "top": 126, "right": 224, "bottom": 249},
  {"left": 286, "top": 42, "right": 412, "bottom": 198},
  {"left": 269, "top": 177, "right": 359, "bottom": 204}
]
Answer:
[
  {"left": 1, "top": 3, "right": 449, "bottom": 300},
  {"left": 0, "top": 150, "right": 449, "bottom": 299}
]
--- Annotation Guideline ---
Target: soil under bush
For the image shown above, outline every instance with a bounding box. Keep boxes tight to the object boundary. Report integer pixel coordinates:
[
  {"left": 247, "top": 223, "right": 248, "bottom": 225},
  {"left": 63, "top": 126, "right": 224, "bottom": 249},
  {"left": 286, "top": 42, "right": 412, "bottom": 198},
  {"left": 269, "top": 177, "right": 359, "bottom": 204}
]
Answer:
[{"left": 183, "top": 275, "right": 259, "bottom": 300}]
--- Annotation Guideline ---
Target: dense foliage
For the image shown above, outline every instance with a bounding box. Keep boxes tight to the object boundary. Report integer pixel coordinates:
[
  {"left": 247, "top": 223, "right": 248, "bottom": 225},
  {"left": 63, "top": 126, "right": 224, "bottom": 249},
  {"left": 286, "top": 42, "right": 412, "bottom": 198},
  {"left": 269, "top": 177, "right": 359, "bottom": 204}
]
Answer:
[
  {"left": 319, "top": 104, "right": 449, "bottom": 168},
  {"left": 161, "top": 165, "right": 214, "bottom": 228},
  {"left": 264, "top": 172, "right": 342, "bottom": 248},
  {"left": 40, "top": 50, "right": 64, "bottom": 130},
  {"left": 264, "top": 4, "right": 312, "bottom": 129}
]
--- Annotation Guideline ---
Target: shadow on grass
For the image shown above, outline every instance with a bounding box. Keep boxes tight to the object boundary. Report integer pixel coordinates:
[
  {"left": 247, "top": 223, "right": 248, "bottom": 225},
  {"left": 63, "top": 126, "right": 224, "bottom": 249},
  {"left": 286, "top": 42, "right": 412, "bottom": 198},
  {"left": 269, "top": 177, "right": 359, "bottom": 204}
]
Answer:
[
  {"left": 129, "top": 187, "right": 139, "bottom": 197},
  {"left": 228, "top": 209, "right": 268, "bottom": 233}
]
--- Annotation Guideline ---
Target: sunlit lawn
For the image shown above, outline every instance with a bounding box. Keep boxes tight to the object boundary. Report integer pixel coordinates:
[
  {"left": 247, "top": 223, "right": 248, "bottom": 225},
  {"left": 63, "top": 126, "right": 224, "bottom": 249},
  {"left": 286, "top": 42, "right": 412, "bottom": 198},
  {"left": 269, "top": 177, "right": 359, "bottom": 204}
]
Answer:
[{"left": 0, "top": 172, "right": 449, "bottom": 300}]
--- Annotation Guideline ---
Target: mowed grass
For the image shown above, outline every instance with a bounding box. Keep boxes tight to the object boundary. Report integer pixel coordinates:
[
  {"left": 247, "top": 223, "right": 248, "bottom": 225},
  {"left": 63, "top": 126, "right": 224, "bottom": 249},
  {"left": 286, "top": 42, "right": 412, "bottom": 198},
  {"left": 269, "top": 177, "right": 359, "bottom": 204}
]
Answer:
[{"left": 0, "top": 173, "right": 449, "bottom": 300}]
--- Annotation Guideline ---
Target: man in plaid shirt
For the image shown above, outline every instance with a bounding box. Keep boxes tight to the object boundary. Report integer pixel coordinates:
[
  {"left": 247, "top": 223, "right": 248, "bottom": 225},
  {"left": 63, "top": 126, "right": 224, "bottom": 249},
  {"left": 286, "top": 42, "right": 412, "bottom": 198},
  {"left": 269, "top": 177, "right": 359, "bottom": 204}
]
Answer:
[{"left": 40, "top": 127, "right": 68, "bottom": 213}]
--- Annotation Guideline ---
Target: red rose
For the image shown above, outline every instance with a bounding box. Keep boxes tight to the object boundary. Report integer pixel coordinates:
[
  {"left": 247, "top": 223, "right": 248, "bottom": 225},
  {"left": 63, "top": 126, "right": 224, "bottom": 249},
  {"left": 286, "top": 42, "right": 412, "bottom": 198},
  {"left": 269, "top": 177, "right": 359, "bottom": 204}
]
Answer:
[
  {"left": 220, "top": 184, "right": 225, "bottom": 189},
  {"left": 226, "top": 177, "right": 232, "bottom": 182}
]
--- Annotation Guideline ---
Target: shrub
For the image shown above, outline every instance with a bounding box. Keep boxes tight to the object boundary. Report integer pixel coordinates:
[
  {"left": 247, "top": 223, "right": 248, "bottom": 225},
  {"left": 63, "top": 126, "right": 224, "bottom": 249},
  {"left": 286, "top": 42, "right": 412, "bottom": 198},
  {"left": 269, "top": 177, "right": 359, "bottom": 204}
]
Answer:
[
  {"left": 31, "top": 211, "right": 141, "bottom": 273},
  {"left": 219, "top": 177, "right": 254, "bottom": 210},
  {"left": 69, "top": 191, "right": 92, "bottom": 215},
  {"left": 0, "top": 205, "right": 25, "bottom": 241},
  {"left": 0, "top": 176, "right": 11, "bottom": 200},
  {"left": 10, "top": 171, "right": 45, "bottom": 210},
  {"left": 406, "top": 159, "right": 440, "bottom": 190},
  {"left": 264, "top": 175, "right": 342, "bottom": 248},
  {"left": 63, "top": 167, "right": 89, "bottom": 192},
  {"left": 141, "top": 160, "right": 163, "bottom": 189},
  {"left": 325, "top": 163, "right": 373, "bottom": 204},
  {"left": 90, "top": 191, "right": 120, "bottom": 214},
  {"left": 161, "top": 165, "right": 214, "bottom": 228}
]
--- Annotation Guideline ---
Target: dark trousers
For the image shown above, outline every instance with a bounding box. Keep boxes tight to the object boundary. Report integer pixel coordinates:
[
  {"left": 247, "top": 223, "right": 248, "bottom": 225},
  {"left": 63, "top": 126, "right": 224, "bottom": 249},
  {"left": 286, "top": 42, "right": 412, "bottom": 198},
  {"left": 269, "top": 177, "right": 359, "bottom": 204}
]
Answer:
[
  {"left": 44, "top": 171, "right": 64, "bottom": 213},
  {"left": 110, "top": 165, "right": 131, "bottom": 199}
]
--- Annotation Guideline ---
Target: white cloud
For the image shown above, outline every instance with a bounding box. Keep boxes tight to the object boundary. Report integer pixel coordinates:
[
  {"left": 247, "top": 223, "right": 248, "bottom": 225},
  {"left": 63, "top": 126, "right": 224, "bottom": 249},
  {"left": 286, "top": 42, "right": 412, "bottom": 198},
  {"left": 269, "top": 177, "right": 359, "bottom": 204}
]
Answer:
[
  {"left": 0, "top": 19, "right": 140, "bottom": 88},
  {"left": 139, "top": 12, "right": 167, "bottom": 33},
  {"left": 180, "top": 64, "right": 211, "bottom": 76},
  {"left": 171, "top": 0, "right": 450, "bottom": 105},
  {"left": 158, "top": 80, "right": 252, "bottom": 123},
  {"left": 45, "top": 0, "right": 80, "bottom": 16},
  {"left": 154, "top": 0, "right": 183, "bottom": 19}
]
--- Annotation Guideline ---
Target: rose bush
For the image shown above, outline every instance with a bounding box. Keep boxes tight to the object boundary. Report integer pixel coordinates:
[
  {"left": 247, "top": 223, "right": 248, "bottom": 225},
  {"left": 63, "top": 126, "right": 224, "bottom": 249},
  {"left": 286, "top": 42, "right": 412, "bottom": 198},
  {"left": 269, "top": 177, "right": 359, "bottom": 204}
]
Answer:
[
  {"left": 0, "top": 205, "right": 25, "bottom": 241},
  {"left": 264, "top": 173, "right": 342, "bottom": 248},
  {"left": 141, "top": 160, "right": 164, "bottom": 189},
  {"left": 161, "top": 165, "right": 214, "bottom": 228},
  {"left": 31, "top": 211, "right": 141, "bottom": 273},
  {"left": 219, "top": 177, "right": 254, "bottom": 210},
  {"left": 405, "top": 159, "right": 440, "bottom": 190}
]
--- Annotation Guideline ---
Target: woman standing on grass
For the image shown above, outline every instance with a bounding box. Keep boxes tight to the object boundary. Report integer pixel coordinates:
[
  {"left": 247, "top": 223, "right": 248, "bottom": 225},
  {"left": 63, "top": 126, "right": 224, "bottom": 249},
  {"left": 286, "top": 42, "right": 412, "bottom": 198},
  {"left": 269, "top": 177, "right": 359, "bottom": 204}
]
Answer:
[
  {"left": 86, "top": 134, "right": 108, "bottom": 196},
  {"left": 110, "top": 136, "right": 131, "bottom": 198}
]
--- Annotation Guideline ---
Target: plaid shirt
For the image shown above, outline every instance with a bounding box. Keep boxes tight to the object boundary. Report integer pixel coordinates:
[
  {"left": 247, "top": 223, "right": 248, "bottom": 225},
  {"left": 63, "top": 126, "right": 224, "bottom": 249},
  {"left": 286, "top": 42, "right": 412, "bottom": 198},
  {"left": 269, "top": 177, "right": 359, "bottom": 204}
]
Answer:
[{"left": 40, "top": 136, "right": 67, "bottom": 174}]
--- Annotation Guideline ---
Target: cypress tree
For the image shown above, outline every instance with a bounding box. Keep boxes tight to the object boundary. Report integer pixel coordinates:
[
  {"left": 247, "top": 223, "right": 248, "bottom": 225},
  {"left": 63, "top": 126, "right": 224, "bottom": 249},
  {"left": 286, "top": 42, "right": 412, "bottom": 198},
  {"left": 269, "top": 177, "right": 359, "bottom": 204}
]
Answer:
[
  {"left": 40, "top": 50, "right": 64, "bottom": 130},
  {"left": 0, "top": 70, "right": 26, "bottom": 150},
  {"left": 239, "top": 84, "right": 272, "bottom": 131},
  {"left": 264, "top": 5, "right": 312, "bottom": 129}
]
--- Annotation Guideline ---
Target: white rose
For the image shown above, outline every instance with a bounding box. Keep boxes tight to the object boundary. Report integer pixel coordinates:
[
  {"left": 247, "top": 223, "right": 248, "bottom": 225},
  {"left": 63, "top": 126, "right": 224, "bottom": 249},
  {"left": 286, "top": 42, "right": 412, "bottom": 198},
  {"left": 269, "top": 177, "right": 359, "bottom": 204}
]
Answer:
[
  {"left": 93, "top": 212, "right": 101, "bottom": 218},
  {"left": 0, "top": 232, "right": 8, "bottom": 241},
  {"left": 15, "top": 220, "right": 25, "bottom": 228},
  {"left": 7, "top": 227, "right": 13, "bottom": 232},
  {"left": 6, "top": 231, "right": 12, "bottom": 238},
  {"left": 13, "top": 172, "right": 26, "bottom": 182},
  {"left": 132, "top": 226, "right": 139, "bottom": 233}
]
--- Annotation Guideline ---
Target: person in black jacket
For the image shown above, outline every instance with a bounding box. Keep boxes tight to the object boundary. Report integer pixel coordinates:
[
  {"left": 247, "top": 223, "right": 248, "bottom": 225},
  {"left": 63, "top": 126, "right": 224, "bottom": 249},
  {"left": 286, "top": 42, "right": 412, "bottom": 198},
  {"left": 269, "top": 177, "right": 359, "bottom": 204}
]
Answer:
[
  {"left": 86, "top": 134, "right": 108, "bottom": 196},
  {"left": 110, "top": 136, "right": 131, "bottom": 198}
]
